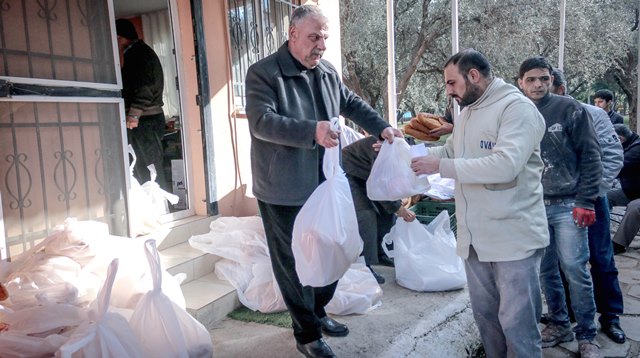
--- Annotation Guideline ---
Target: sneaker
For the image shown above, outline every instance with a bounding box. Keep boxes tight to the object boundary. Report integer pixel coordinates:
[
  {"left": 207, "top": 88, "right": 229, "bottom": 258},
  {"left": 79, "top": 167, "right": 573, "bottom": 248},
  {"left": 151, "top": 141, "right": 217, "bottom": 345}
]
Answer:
[
  {"left": 578, "top": 340, "right": 600, "bottom": 358},
  {"left": 541, "top": 323, "right": 574, "bottom": 348}
]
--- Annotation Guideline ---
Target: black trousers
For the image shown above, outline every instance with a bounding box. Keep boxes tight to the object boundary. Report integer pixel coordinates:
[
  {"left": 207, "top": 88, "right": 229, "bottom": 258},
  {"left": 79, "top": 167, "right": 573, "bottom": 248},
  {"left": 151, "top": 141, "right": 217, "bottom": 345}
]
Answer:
[
  {"left": 127, "top": 112, "right": 168, "bottom": 191},
  {"left": 257, "top": 200, "right": 338, "bottom": 344}
]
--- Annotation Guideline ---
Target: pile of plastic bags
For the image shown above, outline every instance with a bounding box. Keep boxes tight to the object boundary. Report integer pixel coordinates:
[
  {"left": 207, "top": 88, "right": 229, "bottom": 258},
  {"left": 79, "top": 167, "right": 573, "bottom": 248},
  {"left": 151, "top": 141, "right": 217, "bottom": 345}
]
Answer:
[
  {"left": 0, "top": 218, "right": 213, "bottom": 357},
  {"left": 189, "top": 216, "right": 382, "bottom": 316}
]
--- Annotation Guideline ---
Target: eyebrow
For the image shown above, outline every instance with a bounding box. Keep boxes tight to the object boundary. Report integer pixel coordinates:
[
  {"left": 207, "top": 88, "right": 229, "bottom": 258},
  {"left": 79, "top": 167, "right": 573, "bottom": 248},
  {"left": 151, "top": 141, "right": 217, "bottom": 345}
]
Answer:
[{"left": 525, "top": 75, "right": 551, "bottom": 81}]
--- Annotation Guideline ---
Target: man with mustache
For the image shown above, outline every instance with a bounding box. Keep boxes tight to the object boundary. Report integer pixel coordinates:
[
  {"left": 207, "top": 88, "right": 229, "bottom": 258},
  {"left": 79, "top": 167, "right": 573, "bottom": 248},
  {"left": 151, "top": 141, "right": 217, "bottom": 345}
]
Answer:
[
  {"left": 518, "top": 56, "right": 602, "bottom": 358},
  {"left": 245, "top": 5, "right": 401, "bottom": 358},
  {"left": 411, "top": 49, "right": 549, "bottom": 357}
]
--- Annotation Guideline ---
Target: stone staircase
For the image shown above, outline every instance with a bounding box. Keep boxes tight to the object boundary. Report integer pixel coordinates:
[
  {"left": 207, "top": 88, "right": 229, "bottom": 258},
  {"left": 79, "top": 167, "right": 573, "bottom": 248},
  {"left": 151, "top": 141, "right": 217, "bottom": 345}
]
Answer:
[{"left": 154, "top": 215, "right": 241, "bottom": 328}]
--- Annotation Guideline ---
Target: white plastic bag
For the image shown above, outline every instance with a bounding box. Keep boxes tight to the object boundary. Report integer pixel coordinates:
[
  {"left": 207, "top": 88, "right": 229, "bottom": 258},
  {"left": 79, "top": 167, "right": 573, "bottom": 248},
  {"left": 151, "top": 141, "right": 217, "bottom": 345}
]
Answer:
[
  {"left": 127, "top": 145, "right": 162, "bottom": 237},
  {"left": 292, "top": 118, "right": 363, "bottom": 287},
  {"left": 57, "top": 259, "right": 144, "bottom": 358},
  {"left": 129, "top": 240, "right": 213, "bottom": 358},
  {"left": 141, "top": 164, "right": 179, "bottom": 217},
  {"left": 326, "top": 260, "right": 382, "bottom": 315},
  {"left": 191, "top": 216, "right": 285, "bottom": 313},
  {"left": 237, "top": 258, "right": 286, "bottom": 313},
  {"left": 367, "top": 138, "right": 430, "bottom": 201},
  {"left": 383, "top": 211, "right": 466, "bottom": 291}
]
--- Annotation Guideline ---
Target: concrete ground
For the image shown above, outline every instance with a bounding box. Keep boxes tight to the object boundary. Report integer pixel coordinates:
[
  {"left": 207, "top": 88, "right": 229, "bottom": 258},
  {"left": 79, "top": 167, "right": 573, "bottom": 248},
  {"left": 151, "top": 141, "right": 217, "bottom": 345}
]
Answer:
[{"left": 209, "top": 229, "right": 640, "bottom": 357}]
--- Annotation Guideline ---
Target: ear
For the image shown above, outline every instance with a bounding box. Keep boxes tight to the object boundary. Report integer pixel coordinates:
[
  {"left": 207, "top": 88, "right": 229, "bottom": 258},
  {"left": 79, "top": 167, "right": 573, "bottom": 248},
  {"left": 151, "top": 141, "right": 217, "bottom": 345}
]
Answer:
[
  {"left": 289, "top": 25, "right": 297, "bottom": 40},
  {"left": 467, "top": 68, "right": 481, "bottom": 83},
  {"left": 517, "top": 78, "right": 524, "bottom": 90}
]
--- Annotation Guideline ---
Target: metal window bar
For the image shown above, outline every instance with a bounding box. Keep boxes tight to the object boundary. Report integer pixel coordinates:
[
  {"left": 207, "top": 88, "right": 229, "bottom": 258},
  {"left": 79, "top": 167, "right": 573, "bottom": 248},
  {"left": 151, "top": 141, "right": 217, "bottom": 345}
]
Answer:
[
  {"left": 0, "top": 99, "right": 128, "bottom": 258},
  {"left": 228, "top": 0, "right": 299, "bottom": 109},
  {"left": 0, "top": 0, "right": 126, "bottom": 259},
  {"left": 0, "top": 0, "right": 116, "bottom": 84}
]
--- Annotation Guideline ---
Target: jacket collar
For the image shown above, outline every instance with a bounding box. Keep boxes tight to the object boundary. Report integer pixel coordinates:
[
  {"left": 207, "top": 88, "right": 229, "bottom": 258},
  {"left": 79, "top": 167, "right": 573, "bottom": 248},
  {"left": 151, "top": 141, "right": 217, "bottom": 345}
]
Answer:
[
  {"left": 535, "top": 92, "right": 555, "bottom": 108},
  {"left": 623, "top": 133, "right": 640, "bottom": 150},
  {"left": 277, "top": 41, "right": 329, "bottom": 77}
]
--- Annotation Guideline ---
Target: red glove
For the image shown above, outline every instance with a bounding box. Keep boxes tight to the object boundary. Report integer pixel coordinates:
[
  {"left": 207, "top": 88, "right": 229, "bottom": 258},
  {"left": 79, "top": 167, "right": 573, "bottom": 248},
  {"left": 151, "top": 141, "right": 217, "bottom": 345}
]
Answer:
[{"left": 572, "top": 207, "right": 596, "bottom": 227}]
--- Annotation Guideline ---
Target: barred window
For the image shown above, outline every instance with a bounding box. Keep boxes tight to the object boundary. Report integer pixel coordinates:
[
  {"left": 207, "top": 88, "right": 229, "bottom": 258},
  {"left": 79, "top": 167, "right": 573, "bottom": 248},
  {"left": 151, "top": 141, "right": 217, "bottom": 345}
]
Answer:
[{"left": 228, "top": 0, "right": 301, "bottom": 109}]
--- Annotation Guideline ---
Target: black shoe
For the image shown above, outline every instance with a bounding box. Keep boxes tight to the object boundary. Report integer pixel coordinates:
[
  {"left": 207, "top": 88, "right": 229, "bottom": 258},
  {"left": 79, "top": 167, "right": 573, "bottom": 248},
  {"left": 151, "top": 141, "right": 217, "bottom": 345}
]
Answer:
[
  {"left": 602, "top": 322, "right": 626, "bottom": 344},
  {"left": 539, "top": 313, "right": 549, "bottom": 325},
  {"left": 613, "top": 242, "right": 627, "bottom": 255},
  {"left": 378, "top": 254, "right": 395, "bottom": 267},
  {"left": 319, "top": 316, "right": 349, "bottom": 337},
  {"left": 296, "top": 338, "right": 336, "bottom": 358},
  {"left": 368, "top": 265, "right": 385, "bottom": 284}
]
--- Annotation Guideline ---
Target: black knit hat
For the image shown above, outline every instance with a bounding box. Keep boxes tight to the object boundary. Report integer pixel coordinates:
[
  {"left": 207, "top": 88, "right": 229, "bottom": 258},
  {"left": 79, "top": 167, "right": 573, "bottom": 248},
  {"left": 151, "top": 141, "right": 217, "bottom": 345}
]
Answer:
[{"left": 116, "top": 18, "right": 138, "bottom": 40}]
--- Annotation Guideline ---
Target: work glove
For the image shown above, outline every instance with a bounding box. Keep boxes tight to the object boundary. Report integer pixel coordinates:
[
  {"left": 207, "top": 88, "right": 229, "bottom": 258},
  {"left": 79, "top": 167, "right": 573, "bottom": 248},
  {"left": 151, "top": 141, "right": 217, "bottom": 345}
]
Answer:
[{"left": 572, "top": 207, "right": 596, "bottom": 227}]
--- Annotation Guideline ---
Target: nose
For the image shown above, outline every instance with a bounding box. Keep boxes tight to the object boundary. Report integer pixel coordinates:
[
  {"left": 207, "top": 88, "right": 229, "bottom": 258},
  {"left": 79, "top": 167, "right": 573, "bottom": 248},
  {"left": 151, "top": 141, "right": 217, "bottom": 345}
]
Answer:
[{"left": 317, "top": 38, "right": 327, "bottom": 51}]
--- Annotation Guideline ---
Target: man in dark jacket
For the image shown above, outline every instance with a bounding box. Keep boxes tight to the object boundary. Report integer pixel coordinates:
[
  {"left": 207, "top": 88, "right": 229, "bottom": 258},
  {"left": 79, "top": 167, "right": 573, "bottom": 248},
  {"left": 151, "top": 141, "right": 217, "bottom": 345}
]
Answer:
[
  {"left": 245, "top": 5, "right": 401, "bottom": 358},
  {"left": 342, "top": 136, "right": 416, "bottom": 284},
  {"left": 116, "top": 18, "right": 167, "bottom": 191},
  {"left": 551, "top": 69, "right": 626, "bottom": 344},
  {"left": 518, "top": 56, "right": 602, "bottom": 357},
  {"left": 594, "top": 89, "right": 624, "bottom": 125},
  {"left": 608, "top": 124, "right": 640, "bottom": 208}
]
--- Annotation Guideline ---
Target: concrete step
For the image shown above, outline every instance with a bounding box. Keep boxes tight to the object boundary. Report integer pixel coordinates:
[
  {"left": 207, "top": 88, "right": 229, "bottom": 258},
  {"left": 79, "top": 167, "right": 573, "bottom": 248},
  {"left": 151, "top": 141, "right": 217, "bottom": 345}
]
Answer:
[
  {"left": 182, "top": 273, "right": 240, "bottom": 329},
  {"left": 155, "top": 215, "right": 241, "bottom": 329}
]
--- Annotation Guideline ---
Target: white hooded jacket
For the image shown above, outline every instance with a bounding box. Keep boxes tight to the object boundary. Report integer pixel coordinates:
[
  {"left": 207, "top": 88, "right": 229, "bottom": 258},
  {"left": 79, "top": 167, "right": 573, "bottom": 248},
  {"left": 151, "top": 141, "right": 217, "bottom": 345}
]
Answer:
[{"left": 429, "top": 78, "right": 550, "bottom": 261}]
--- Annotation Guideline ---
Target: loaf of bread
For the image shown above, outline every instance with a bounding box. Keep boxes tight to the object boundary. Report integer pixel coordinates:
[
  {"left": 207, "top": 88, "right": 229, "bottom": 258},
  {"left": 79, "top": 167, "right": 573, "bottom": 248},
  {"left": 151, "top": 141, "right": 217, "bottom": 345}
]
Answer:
[
  {"left": 401, "top": 112, "right": 443, "bottom": 142},
  {"left": 402, "top": 124, "right": 440, "bottom": 142},
  {"left": 416, "top": 112, "right": 444, "bottom": 130},
  {"left": 0, "top": 282, "right": 8, "bottom": 301}
]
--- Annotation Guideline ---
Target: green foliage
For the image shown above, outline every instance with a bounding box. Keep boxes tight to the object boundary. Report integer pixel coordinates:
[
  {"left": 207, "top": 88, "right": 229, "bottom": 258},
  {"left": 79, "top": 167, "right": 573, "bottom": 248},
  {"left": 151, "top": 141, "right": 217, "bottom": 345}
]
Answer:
[{"left": 340, "top": 0, "right": 638, "bottom": 126}]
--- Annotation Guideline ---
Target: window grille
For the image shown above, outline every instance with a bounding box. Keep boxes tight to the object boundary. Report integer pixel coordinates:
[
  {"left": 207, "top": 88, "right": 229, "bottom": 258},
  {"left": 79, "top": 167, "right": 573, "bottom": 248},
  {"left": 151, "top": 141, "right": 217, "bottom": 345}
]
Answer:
[{"left": 227, "top": 0, "right": 301, "bottom": 109}]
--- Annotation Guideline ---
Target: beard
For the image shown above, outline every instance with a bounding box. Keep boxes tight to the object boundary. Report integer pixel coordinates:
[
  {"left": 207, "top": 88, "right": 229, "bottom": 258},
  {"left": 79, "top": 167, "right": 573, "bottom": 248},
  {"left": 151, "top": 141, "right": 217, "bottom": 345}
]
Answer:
[{"left": 458, "top": 81, "right": 483, "bottom": 107}]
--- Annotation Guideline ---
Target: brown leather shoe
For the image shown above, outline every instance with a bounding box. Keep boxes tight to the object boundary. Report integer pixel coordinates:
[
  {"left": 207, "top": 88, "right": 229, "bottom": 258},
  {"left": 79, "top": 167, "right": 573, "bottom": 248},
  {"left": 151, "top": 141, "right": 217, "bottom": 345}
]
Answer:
[
  {"left": 320, "top": 316, "right": 349, "bottom": 337},
  {"left": 296, "top": 338, "right": 336, "bottom": 358}
]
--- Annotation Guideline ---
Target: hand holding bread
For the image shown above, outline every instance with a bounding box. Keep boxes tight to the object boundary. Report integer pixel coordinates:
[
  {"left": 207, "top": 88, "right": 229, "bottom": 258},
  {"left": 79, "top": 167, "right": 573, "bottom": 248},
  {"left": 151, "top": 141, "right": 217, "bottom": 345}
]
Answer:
[{"left": 401, "top": 112, "right": 445, "bottom": 142}]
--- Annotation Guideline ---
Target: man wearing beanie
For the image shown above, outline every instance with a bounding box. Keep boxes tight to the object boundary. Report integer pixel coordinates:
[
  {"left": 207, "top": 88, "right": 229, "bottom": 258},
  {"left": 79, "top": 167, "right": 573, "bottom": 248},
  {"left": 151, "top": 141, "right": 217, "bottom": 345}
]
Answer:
[{"left": 116, "top": 18, "right": 168, "bottom": 191}]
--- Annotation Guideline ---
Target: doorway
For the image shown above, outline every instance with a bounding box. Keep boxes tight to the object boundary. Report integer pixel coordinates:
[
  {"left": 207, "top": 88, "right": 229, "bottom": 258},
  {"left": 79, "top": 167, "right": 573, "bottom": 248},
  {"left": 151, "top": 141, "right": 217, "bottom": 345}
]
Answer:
[{"left": 113, "top": 0, "right": 192, "bottom": 218}]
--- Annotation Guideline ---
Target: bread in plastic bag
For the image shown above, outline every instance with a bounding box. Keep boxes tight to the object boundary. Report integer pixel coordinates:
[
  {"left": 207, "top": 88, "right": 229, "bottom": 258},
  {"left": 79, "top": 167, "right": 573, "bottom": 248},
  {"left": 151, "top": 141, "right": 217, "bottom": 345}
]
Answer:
[
  {"left": 383, "top": 211, "right": 466, "bottom": 291},
  {"left": 326, "top": 260, "right": 382, "bottom": 315},
  {"left": 366, "top": 138, "right": 429, "bottom": 201},
  {"left": 56, "top": 259, "right": 144, "bottom": 358},
  {"left": 292, "top": 119, "right": 363, "bottom": 287},
  {"left": 129, "top": 240, "right": 213, "bottom": 358}
]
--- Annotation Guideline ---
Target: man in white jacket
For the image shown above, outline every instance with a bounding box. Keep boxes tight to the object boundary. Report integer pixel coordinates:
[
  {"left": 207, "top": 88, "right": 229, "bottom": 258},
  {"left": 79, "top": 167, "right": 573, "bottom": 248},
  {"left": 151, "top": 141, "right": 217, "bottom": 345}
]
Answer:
[{"left": 411, "top": 49, "right": 549, "bottom": 357}]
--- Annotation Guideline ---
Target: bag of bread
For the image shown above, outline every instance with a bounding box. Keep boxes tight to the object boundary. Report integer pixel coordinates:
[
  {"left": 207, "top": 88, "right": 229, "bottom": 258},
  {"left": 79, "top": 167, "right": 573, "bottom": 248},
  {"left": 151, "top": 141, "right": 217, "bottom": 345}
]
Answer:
[{"left": 366, "top": 138, "right": 429, "bottom": 201}]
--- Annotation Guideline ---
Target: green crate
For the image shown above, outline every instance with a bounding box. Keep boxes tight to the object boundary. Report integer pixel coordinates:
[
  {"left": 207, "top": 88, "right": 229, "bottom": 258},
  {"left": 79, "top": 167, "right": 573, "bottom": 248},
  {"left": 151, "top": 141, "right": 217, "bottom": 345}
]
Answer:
[{"left": 409, "top": 200, "right": 456, "bottom": 234}]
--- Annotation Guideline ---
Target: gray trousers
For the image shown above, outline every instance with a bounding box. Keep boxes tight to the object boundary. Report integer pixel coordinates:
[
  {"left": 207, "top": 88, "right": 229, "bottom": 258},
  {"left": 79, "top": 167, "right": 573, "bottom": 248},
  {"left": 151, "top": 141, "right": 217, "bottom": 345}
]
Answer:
[
  {"left": 613, "top": 199, "right": 640, "bottom": 248},
  {"left": 465, "top": 246, "right": 543, "bottom": 358}
]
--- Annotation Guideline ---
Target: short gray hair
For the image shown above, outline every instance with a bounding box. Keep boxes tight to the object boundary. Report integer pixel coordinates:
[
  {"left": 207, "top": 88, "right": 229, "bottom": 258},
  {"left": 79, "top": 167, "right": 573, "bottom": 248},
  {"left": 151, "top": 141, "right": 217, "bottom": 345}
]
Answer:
[{"left": 290, "top": 5, "right": 326, "bottom": 27}]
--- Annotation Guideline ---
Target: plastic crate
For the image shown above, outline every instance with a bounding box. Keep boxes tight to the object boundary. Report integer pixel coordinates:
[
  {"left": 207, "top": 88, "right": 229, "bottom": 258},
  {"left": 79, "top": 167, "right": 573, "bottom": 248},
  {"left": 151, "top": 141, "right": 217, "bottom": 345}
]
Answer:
[{"left": 409, "top": 199, "right": 456, "bottom": 234}]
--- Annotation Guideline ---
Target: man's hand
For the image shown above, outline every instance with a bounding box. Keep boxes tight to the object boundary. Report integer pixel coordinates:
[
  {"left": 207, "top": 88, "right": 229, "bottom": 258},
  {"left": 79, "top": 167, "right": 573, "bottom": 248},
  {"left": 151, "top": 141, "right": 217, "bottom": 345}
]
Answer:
[
  {"left": 380, "top": 126, "right": 403, "bottom": 143},
  {"left": 396, "top": 206, "right": 416, "bottom": 222},
  {"left": 126, "top": 115, "right": 139, "bottom": 129},
  {"left": 316, "top": 121, "right": 340, "bottom": 148},
  {"left": 410, "top": 155, "right": 440, "bottom": 175},
  {"left": 572, "top": 207, "right": 596, "bottom": 228},
  {"left": 429, "top": 118, "right": 453, "bottom": 137}
]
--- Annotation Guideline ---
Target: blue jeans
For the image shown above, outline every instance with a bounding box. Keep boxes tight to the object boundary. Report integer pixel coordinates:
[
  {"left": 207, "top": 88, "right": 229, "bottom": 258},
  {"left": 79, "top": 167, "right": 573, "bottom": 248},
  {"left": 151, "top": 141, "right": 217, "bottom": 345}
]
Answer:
[
  {"left": 466, "top": 246, "right": 543, "bottom": 358},
  {"left": 588, "top": 196, "right": 623, "bottom": 325},
  {"left": 540, "top": 199, "right": 597, "bottom": 341}
]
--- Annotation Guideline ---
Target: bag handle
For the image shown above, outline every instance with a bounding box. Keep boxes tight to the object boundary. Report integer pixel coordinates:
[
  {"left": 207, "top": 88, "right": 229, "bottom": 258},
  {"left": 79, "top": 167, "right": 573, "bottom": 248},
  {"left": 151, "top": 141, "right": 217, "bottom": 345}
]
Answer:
[{"left": 322, "top": 117, "right": 342, "bottom": 178}]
